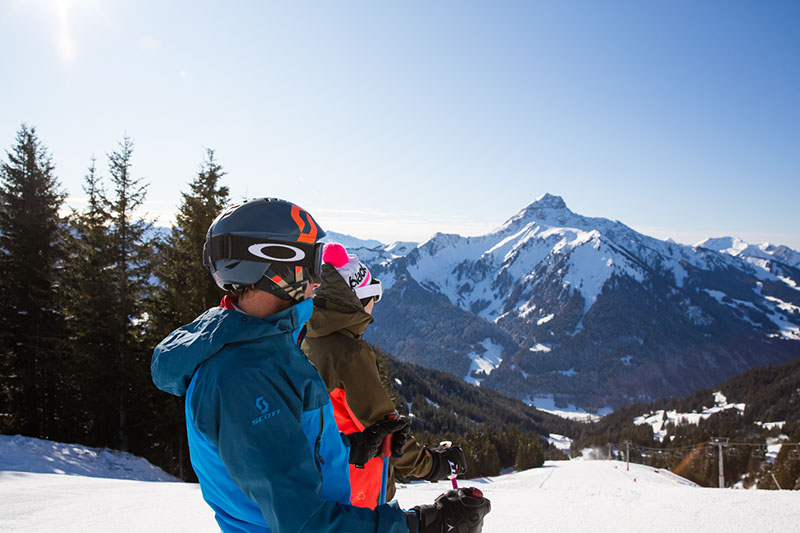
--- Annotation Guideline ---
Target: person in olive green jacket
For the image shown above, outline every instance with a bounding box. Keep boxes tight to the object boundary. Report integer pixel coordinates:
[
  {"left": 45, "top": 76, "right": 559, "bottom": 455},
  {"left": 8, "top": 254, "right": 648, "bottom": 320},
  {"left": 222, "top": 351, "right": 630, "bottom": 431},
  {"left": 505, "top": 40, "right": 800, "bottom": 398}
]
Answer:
[{"left": 302, "top": 243, "right": 468, "bottom": 509}]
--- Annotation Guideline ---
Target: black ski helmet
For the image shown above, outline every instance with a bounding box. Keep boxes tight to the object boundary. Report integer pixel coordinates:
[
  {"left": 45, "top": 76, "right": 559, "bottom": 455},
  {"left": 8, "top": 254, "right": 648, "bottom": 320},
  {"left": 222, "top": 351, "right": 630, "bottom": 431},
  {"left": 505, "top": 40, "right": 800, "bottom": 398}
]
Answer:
[{"left": 202, "top": 198, "right": 326, "bottom": 301}]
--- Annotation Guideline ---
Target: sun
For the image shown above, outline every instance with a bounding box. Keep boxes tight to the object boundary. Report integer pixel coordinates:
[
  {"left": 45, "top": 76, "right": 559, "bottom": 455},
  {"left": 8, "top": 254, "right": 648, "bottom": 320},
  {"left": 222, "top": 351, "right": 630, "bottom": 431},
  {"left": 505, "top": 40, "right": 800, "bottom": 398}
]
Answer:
[
  {"left": 41, "top": 0, "right": 105, "bottom": 63},
  {"left": 55, "top": 0, "right": 76, "bottom": 62}
]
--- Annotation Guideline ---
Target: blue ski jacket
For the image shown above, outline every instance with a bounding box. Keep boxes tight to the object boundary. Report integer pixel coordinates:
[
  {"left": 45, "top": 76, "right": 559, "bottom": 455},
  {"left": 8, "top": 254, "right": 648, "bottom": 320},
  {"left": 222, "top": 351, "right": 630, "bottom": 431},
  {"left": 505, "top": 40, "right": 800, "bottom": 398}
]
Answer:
[{"left": 151, "top": 298, "right": 409, "bottom": 533}]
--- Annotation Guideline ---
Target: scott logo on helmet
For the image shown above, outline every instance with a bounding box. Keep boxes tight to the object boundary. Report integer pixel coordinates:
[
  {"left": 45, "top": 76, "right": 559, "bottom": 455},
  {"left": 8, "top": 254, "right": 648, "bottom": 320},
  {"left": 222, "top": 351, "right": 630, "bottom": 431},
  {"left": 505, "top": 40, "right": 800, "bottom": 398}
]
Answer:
[{"left": 291, "top": 205, "right": 318, "bottom": 243}]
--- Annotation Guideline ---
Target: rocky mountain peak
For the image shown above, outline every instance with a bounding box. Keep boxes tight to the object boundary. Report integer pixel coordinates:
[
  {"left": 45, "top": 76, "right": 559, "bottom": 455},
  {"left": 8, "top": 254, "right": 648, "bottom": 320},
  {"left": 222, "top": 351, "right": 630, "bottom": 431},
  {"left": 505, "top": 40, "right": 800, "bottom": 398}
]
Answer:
[
  {"left": 529, "top": 193, "right": 568, "bottom": 211},
  {"left": 501, "top": 193, "right": 575, "bottom": 231}
]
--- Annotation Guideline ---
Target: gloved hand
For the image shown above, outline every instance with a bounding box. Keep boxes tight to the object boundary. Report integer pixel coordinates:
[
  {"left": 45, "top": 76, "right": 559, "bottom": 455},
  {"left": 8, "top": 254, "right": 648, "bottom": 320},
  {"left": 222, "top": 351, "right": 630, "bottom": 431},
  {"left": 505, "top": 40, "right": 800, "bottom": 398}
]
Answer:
[
  {"left": 426, "top": 444, "right": 468, "bottom": 481},
  {"left": 406, "top": 487, "right": 491, "bottom": 533},
  {"left": 346, "top": 417, "right": 409, "bottom": 467}
]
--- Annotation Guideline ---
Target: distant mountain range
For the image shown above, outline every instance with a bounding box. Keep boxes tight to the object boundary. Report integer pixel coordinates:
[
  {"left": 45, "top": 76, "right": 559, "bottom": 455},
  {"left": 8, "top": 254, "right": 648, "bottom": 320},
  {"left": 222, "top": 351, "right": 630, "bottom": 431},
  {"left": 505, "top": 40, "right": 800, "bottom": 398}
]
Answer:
[
  {"left": 332, "top": 194, "right": 800, "bottom": 411},
  {"left": 320, "top": 230, "right": 384, "bottom": 251}
]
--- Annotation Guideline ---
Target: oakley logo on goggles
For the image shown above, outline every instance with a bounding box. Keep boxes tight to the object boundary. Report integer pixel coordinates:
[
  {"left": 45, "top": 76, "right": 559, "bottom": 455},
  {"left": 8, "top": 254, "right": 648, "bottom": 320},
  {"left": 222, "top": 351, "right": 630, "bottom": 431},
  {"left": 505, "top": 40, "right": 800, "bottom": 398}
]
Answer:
[{"left": 204, "top": 234, "right": 324, "bottom": 281}]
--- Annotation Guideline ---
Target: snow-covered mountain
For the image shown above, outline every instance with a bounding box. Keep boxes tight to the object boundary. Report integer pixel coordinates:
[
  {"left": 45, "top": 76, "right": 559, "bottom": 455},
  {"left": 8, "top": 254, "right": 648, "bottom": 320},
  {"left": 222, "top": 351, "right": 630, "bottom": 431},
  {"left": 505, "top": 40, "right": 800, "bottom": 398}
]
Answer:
[
  {"left": 319, "top": 230, "right": 385, "bottom": 251},
  {"left": 696, "top": 236, "right": 800, "bottom": 269},
  {"left": 349, "top": 194, "right": 800, "bottom": 410}
]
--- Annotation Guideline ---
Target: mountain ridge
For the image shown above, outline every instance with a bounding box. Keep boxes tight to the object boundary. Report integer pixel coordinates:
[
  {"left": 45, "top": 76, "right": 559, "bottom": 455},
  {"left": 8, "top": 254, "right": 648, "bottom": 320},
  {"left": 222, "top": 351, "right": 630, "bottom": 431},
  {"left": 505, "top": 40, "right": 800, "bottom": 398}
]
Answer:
[{"left": 332, "top": 194, "right": 799, "bottom": 410}]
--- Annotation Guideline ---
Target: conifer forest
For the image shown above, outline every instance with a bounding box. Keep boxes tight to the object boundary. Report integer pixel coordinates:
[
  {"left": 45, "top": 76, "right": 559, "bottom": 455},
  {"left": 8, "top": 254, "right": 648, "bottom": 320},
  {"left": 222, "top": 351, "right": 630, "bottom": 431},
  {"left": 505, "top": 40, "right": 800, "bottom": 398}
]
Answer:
[{"left": 0, "top": 124, "right": 547, "bottom": 481}]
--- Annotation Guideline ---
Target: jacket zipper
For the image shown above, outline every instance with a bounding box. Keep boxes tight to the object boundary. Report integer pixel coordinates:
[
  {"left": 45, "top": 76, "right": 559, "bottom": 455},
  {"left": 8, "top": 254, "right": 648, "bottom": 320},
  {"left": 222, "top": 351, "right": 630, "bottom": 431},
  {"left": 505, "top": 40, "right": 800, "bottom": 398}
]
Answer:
[{"left": 314, "top": 407, "right": 325, "bottom": 476}]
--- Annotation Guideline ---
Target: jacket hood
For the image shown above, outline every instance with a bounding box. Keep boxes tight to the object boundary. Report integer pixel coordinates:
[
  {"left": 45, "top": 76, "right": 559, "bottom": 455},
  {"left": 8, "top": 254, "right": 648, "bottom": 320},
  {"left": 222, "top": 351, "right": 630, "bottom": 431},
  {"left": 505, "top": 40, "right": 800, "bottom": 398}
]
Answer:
[
  {"left": 307, "top": 264, "right": 373, "bottom": 338},
  {"left": 151, "top": 298, "right": 313, "bottom": 396}
]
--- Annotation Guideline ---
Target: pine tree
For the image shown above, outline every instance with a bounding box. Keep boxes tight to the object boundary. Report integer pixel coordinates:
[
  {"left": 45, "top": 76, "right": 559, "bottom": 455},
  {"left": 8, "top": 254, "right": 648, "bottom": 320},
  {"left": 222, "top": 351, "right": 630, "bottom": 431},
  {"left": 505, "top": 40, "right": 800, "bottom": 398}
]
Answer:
[
  {"left": 0, "top": 125, "right": 67, "bottom": 437},
  {"left": 145, "top": 149, "right": 228, "bottom": 478},
  {"left": 466, "top": 430, "right": 502, "bottom": 476},
  {"left": 514, "top": 435, "right": 545, "bottom": 471},
  {"left": 104, "top": 136, "right": 154, "bottom": 452},
  {"left": 149, "top": 149, "right": 229, "bottom": 333},
  {"left": 61, "top": 158, "right": 118, "bottom": 444}
]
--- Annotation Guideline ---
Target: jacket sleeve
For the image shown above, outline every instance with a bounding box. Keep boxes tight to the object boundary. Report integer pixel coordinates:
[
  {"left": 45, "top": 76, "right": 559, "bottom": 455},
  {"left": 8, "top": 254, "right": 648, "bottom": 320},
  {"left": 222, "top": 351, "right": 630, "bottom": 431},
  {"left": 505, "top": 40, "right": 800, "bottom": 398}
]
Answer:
[
  {"left": 334, "top": 341, "right": 397, "bottom": 427},
  {"left": 192, "top": 358, "right": 409, "bottom": 533},
  {"left": 337, "top": 342, "right": 436, "bottom": 481},
  {"left": 392, "top": 436, "right": 436, "bottom": 481}
]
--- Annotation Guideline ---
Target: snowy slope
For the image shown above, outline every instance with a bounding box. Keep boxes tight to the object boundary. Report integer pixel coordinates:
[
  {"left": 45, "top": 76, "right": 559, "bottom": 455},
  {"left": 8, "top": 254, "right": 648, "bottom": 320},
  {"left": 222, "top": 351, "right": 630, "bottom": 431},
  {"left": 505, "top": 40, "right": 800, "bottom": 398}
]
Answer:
[
  {"left": 0, "top": 434, "right": 177, "bottom": 481},
  {"left": 2, "top": 436, "right": 799, "bottom": 532}
]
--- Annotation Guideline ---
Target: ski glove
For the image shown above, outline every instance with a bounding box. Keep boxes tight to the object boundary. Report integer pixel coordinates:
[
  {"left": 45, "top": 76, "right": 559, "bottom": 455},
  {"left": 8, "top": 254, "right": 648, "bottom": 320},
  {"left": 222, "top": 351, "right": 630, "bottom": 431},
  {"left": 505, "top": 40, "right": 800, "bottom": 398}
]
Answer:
[
  {"left": 426, "top": 444, "right": 468, "bottom": 481},
  {"left": 406, "top": 487, "right": 491, "bottom": 533},
  {"left": 346, "top": 417, "right": 409, "bottom": 467}
]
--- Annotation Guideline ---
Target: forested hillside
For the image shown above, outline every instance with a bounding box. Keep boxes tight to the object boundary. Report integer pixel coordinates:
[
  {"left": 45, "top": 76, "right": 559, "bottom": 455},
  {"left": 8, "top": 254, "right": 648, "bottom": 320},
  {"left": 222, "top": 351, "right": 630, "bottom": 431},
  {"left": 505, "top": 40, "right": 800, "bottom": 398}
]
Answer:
[
  {"left": 379, "top": 352, "right": 582, "bottom": 476},
  {"left": 572, "top": 357, "right": 800, "bottom": 489}
]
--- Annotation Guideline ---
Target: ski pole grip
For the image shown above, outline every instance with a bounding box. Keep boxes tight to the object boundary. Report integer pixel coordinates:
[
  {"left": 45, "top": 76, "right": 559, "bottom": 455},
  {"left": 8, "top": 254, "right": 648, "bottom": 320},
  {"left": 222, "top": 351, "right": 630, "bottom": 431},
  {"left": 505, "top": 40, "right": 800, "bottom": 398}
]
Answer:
[{"left": 381, "top": 413, "right": 398, "bottom": 458}]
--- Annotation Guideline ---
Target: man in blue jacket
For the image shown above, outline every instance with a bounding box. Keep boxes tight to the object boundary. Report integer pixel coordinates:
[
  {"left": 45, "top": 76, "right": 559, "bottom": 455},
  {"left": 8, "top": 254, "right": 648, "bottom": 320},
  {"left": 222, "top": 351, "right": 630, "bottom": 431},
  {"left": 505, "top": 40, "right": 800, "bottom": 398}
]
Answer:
[{"left": 151, "top": 198, "right": 490, "bottom": 533}]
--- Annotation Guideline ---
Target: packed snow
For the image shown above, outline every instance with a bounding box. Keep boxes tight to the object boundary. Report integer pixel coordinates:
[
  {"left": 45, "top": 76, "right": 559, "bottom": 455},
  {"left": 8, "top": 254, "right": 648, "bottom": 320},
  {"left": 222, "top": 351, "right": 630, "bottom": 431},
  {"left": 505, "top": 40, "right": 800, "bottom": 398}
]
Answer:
[{"left": 3, "top": 435, "right": 799, "bottom": 532}]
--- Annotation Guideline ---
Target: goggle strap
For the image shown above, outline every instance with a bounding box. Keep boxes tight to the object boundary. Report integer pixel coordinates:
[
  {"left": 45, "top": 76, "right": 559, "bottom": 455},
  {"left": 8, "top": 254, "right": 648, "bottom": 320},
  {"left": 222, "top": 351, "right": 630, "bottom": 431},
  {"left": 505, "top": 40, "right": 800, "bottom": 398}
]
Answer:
[
  {"left": 354, "top": 280, "right": 382, "bottom": 301},
  {"left": 267, "top": 273, "right": 305, "bottom": 301}
]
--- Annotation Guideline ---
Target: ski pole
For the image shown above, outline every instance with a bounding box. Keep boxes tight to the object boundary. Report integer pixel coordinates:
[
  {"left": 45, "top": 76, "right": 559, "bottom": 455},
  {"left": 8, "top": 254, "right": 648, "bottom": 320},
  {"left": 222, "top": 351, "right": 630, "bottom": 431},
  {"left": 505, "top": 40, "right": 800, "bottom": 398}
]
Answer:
[
  {"left": 379, "top": 413, "right": 397, "bottom": 505},
  {"left": 449, "top": 460, "right": 459, "bottom": 489},
  {"left": 439, "top": 440, "right": 459, "bottom": 488}
]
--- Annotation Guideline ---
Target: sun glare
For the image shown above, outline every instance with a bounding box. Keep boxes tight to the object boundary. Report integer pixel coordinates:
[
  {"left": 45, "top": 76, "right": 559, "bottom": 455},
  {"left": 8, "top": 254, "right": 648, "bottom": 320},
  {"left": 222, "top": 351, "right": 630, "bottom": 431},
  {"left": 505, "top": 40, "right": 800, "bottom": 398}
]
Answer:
[{"left": 55, "top": 0, "right": 76, "bottom": 62}]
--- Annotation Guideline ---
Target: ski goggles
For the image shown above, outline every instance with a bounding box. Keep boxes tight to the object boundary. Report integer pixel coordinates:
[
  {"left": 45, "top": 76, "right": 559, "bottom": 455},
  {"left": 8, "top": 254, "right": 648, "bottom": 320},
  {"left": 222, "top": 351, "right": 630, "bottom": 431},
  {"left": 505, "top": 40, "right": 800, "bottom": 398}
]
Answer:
[
  {"left": 204, "top": 234, "right": 324, "bottom": 283},
  {"left": 354, "top": 278, "right": 382, "bottom": 303}
]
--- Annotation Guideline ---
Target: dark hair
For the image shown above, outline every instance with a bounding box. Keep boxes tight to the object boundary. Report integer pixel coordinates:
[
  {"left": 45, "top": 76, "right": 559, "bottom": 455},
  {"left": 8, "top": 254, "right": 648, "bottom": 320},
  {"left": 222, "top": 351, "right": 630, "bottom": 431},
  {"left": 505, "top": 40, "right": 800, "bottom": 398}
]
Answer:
[{"left": 230, "top": 284, "right": 256, "bottom": 299}]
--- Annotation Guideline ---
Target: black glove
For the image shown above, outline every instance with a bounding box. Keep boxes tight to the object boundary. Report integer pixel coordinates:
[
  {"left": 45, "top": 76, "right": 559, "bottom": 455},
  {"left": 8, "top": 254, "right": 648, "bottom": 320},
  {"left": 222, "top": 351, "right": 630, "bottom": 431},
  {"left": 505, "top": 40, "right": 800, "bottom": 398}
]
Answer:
[
  {"left": 426, "top": 444, "right": 468, "bottom": 481},
  {"left": 346, "top": 417, "right": 409, "bottom": 467},
  {"left": 406, "top": 487, "right": 491, "bottom": 533}
]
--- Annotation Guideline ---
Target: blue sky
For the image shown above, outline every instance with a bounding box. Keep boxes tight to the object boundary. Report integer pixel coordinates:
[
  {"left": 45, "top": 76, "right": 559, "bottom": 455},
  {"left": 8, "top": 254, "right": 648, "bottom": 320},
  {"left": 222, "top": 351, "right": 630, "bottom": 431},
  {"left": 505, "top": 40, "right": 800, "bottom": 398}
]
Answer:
[{"left": 1, "top": 1, "right": 798, "bottom": 248}]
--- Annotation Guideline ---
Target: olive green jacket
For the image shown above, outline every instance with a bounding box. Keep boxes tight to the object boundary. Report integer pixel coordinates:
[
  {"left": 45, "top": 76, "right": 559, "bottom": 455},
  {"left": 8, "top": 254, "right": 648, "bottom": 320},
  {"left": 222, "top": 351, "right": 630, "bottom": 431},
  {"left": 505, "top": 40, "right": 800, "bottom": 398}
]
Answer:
[{"left": 302, "top": 264, "right": 434, "bottom": 505}]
